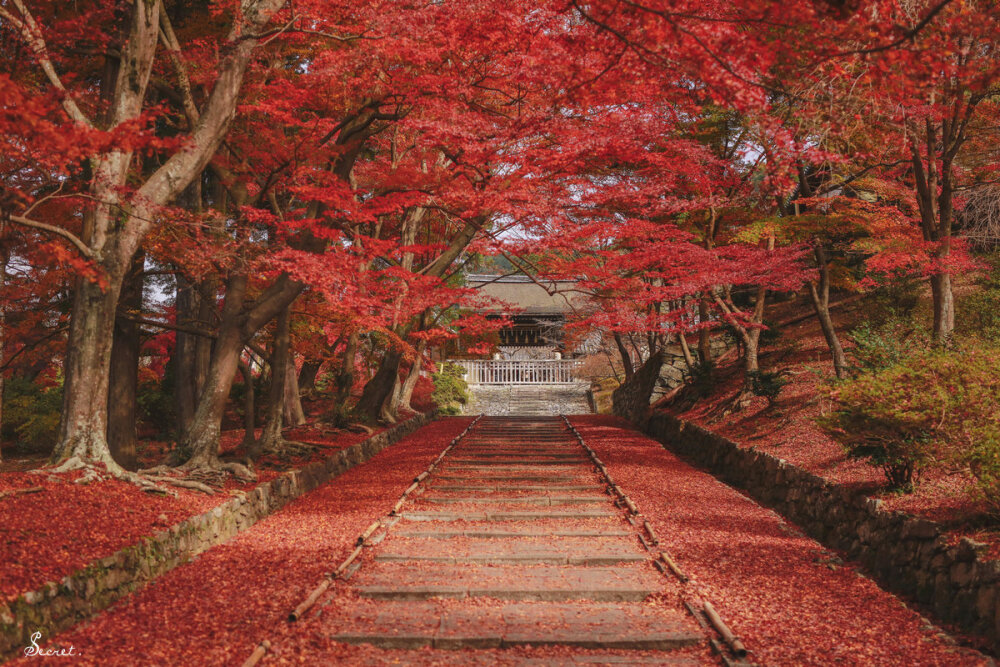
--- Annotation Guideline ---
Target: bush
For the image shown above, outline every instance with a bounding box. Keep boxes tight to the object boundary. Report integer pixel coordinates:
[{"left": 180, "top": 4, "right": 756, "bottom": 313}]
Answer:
[
  {"left": 958, "top": 254, "right": 1000, "bottom": 343},
  {"left": 748, "top": 369, "right": 788, "bottom": 404},
  {"left": 848, "top": 315, "right": 926, "bottom": 372},
  {"left": 819, "top": 345, "right": 1000, "bottom": 492},
  {"left": 2, "top": 377, "right": 62, "bottom": 451},
  {"left": 431, "top": 363, "right": 469, "bottom": 416}
]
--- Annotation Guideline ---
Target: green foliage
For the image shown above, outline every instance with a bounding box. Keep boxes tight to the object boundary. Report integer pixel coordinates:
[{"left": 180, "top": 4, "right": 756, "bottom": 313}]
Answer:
[
  {"left": 819, "top": 345, "right": 1000, "bottom": 493},
  {"left": 431, "top": 363, "right": 469, "bottom": 416},
  {"left": 859, "top": 277, "right": 923, "bottom": 321},
  {"left": 958, "top": 254, "right": 1000, "bottom": 343},
  {"left": 2, "top": 377, "right": 62, "bottom": 451},
  {"left": 747, "top": 369, "right": 788, "bottom": 403},
  {"left": 847, "top": 315, "right": 926, "bottom": 372}
]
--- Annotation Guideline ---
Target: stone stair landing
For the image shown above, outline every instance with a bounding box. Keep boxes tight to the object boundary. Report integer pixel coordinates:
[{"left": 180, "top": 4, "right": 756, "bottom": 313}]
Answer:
[{"left": 463, "top": 384, "right": 591, "bottom": 416}]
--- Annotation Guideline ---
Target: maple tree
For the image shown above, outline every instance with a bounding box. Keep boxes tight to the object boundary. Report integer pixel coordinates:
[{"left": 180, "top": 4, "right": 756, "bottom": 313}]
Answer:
[{"left": 0, "top": 0, "right": 998, "bottom": 482}]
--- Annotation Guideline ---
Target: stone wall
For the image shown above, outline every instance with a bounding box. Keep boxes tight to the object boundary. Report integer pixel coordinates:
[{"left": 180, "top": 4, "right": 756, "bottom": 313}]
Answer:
[
  {"left": 0, "top": 412, "right": 436, "bottom": 659},
  {"left": 647, "top": 414, "right": 1000, "bottom": 651}
]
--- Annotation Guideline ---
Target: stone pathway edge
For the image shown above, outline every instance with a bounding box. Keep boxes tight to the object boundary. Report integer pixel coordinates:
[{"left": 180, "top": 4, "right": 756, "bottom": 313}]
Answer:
[{"left": 644, "top": 413, "right": 1000, "bottom": 654}]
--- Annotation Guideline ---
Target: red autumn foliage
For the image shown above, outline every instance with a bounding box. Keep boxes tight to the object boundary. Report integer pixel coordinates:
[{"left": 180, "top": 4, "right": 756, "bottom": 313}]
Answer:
[
  {"left": 8, "top": 418, "right": 472, "bottom": 666},
  {"left": 571, "top": 415, "right": 988, "bottom": 666}
]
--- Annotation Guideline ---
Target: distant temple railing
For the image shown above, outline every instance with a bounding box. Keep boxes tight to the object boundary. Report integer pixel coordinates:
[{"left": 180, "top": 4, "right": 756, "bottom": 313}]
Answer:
[{"left": 452, "top": 359, "right": 581, "bottom": 385}]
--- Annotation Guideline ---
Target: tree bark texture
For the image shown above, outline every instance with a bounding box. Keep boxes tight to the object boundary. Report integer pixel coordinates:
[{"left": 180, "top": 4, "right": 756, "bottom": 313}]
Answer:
[{"left": 107, "top": 252, "right": 144, "bottom": 470}]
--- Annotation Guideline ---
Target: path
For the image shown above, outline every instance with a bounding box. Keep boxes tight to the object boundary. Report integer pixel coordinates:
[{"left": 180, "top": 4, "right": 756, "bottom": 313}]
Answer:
[
  {"left": 15, "top": 416, "right": 989, "bottom": 666},
  {"left": 282, "top": 417, "right": 713, "bottom": 664}
]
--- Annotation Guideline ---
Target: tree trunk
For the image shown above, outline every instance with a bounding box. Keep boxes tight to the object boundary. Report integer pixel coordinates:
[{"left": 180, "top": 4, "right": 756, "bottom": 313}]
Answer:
[
  {"left": 239, "top": 361, "right": 256, "bottom": 450},
  {"left": 297, "top": 359, "right": 321, "bottom": 395},
  {"left": 613, "top": 332, "right": 635, "bottom": 381},
  {"left": 356, "top": 348, "right": 403, "bottom": 423},
  {"left": 173, "top": 275, "right": 200, "bottom": 436},
  {"left": 676, "top": 333, "right": 696, "bottom": 372},
  {"left": 611, "top": 349, "right": 665, "bottom": 423},
  {"left": 698, "top": 296, "right": 713, "bottom": 367},
  {"left": 255, "top": 306, "right": 291, "bottom": 455},
  {"left": 180, "top": 275, "right": 249, "bottom": 466},
  {"left": 808, "top": 247, "right": 848, "bottom": 379},
  {"left": 52, "top": 270, "right": 128, "bottom": 470},
  {"left": 0, "top": 252, "right": 6, "bottom": 464},
  {"left": 397, "top": 339, "right": 427, "bottom": 414},
  {"left": 283, "top": 357, "right": 306, "bottom": 426},
  {"left": 179, "top": 273, "right": 303, "bottom": 467},
  {"left": 107, "top": 252, "right": 144, "bottom": 470},
  {"left": 930, "top": 271, "right": 955, "bottom": 345},
  {"left": 333, "top": 331, "right": 360, "bottom": 411}
]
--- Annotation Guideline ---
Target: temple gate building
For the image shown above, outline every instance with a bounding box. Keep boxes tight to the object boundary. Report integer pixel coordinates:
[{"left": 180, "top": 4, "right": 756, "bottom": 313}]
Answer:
[{"left": 448, "top": 274, "right": 594, "bottom": 415}]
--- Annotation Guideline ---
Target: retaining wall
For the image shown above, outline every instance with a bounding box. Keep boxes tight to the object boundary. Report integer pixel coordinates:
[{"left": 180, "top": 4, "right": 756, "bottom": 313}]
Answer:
[
  {"left": 646, "top": 413, "right": 1000, "bottom": 651},
  {"left": 0, "top": 412, "right": 436, "bottom": 659}
]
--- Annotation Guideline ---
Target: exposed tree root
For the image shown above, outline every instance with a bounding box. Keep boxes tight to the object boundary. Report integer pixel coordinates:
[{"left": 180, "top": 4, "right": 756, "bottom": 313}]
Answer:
[
  {"left": 142, "top": 474, "right": 217, "bottom": 495},
  {"left": 175, "top": 458, "right": 258, "bottom": 487},
  {"left": 141, "top": 459, "right": 256, "bottom": 493},
  {"left": 253, "top": 437, "right": 320, "bottom": 462},
  {"left": 35, "top": 457, "right": 177, "bottom": 495}
]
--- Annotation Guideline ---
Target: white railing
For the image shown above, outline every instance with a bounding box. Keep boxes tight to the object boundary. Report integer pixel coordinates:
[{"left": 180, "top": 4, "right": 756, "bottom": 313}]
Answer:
[{"left": 451, "top": 359, "right": 580, "bottom": 385}]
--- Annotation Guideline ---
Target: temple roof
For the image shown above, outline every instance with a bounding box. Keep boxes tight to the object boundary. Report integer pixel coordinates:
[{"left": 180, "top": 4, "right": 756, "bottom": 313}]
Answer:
[{"left": 466, "top": 274, "right": 581, "bottom": 315}]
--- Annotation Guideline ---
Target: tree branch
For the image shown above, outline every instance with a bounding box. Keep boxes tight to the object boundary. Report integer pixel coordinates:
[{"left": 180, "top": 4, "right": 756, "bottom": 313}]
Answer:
[
  {"left": 2, "top": 0, "right": 94, "bottom": 128},
  {"left": 7, "top": 215, "right": 93, "bottom": 259}
]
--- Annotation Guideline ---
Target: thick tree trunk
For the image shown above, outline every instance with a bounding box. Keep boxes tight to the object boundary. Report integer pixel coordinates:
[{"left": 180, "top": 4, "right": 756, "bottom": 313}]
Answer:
[
  {"left": 173, "top": 275, "right": 200, "bottom": 436},
  {"left": 238, "top": 361, "right": 256, "bottom": 450},
  {"left": 397, "top": 340, "right": 427, "bottom": 414},
  {"left": 611, "top": 349, "right": 665, "bottom": 423},
  {"left": 174, "top": 279, "right": 215, "bottom": 436},
  {"left": 254, "top": 306, "right": 291, "bottom": 456},
  {"left": 52, "top": 271, "right": 127, "bottom": 470},
  {"left": 333, "top": 331, "right": 360, "bottom": 409},
  {"left": 107, "top": 253, "right": 144, "bottom": 470},
  {"left": 808, "top": 248, "right": 848, "bottom": 379},
  {"left": 180, "top": 275, "right": 249, "bottom": 466},
  {"left": 283, "top": 357, "right": 306, "bottom": 426},
  {"left": 356, "top": 348, "right": 402, "bottom": 423},
  {"left": 297, "top": 359, "right": 321, "bottom": 395}
]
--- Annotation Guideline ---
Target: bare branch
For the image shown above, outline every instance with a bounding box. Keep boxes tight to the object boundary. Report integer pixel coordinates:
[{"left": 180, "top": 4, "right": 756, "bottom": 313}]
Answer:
[{"left": 7, "top": 215, "right": 93, "bottom": 259}]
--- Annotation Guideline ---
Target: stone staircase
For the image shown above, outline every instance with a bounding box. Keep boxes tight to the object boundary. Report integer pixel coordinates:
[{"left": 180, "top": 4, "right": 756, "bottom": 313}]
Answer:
[
  {"left": 463, "top": 383, "right": 591, "bottom": 416},
  {"left": 309, "top": 417, "right": 704, "bottom": 660}
]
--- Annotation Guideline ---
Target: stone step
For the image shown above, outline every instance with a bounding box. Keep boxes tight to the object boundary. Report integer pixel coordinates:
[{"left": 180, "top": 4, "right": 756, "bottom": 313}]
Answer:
[
  {"left": 375, "top": 549, "right": 646, "bottom": 565},
  {"left": 399, "top": 509, "right": 617, "bottom": 521},
  {"left": 452, "top": 449, "right": 584, "bottom": 455},
  {"left": 326, "top": 601, "right": 701, "bottom": 651},
  {"left": 434, "top": 475, "right": 583, "bottom": 482},
  {"left": 444, "top": 465, "right": 587, "bottom": 472},
  {"left": 394, "top": 529, "right": 633, "bottom": 539},
  {"left": 431, "top": 485, "right": 598, "bottom": 492},
  {"left": 447, "top": 459, "right": 591, "bottom": 466},
  {"left": 421, "top": 496, "right": 606, "bottom": 506},
  {"left": 354, "top": 565, "right": 659, "bottom": 602}
]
